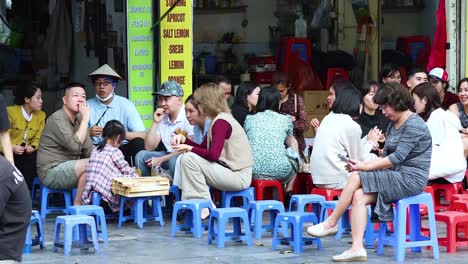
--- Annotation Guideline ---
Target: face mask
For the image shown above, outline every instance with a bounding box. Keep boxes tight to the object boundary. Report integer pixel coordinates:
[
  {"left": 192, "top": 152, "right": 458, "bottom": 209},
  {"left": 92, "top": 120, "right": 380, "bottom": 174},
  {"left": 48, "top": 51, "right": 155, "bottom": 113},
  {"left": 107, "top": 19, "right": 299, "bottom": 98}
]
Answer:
[{"left": 97, "top": 92, "right": 114, "bottom": 102}]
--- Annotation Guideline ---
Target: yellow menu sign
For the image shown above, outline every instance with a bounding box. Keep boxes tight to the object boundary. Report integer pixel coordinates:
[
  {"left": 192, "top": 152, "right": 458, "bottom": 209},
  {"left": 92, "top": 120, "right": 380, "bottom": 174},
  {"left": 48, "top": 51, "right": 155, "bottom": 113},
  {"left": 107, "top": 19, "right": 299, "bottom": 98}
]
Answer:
[{"left": 159, "top": 0, "right": 193, "bottom": 99}]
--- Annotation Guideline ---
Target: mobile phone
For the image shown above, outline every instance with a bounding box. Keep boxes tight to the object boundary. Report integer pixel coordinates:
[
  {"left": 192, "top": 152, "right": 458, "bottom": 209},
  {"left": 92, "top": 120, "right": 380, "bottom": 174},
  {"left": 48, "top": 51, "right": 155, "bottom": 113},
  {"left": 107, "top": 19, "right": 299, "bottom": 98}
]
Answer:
[{"left": 337, "top": 154, "right": 350, "bottom": 162}]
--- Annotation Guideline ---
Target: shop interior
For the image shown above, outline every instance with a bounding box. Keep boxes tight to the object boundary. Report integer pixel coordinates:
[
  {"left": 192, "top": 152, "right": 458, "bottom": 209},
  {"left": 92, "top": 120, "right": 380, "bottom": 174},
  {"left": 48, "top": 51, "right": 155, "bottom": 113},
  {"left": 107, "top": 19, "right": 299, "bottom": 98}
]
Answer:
[{"left": 0, "top": 0, "right": 442, "bottom": 116}]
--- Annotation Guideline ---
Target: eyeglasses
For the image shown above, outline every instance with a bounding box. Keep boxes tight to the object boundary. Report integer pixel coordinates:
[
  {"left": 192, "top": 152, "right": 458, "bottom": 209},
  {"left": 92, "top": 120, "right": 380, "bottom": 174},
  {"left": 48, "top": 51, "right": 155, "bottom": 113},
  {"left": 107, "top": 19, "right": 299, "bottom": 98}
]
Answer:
[{"left": 94, "top": 80, "right": 112, "bottom": 87}]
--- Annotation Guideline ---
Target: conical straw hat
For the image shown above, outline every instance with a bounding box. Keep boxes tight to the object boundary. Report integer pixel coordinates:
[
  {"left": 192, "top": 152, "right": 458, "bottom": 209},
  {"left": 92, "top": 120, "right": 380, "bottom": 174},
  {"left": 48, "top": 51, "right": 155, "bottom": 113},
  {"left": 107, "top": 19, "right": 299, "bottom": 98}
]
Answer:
[{"left": 88, "top": 64, "right": 123, "bottom": 80}]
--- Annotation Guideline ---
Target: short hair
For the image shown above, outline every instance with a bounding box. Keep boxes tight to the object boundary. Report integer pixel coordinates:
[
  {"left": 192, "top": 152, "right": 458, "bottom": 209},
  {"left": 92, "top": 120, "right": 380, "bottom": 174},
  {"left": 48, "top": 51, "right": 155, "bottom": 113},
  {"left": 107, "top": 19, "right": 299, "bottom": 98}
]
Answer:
[
  {"left": 13, "top": 81, "right": 40, "bottom": 105},
  {"left": 331, "top": 82, "right": 362, "bottom": 118},
  {"left": 359, "top": 80, "right": 380, "bottom": 97},
  {"left": 411, "top": 82, "right": 442, "bottom": 121},
  {"left": 194, "top": 83, "right": 230, "bottom": 118},
  {"left": 457, "top": 78, "right": 468, "bottom": 92},
  {"left": 407, "top": 67, "right": 426, "bottom": 79},
  {"left": 234, "top": 81, "right": 258, "bottom": 109},
  {"left": 64, "top": 82, "right": 86, "bottom": 95},
  {"left": 379, "top": 64, "right": 400, "bottom": 83},
  {"left": 374, "top": 83, "right": 414, "bottom": 111},
  {"left": 214, "top": 75, "right": 231, "bottom": 85},
  {"left": 330, "top": 79, "right": 351, "bottom": 97},
  {"left": 185, "top": 94, "right": 199, "bottom": 110},
  {"left": 271, "top": 71, "right": 290, "bottom": 85},
  {"left": 97, "top": 120, "right": 126, "bottom": 152},
  {"left": 256, "top": 86, "right": 280, "bottom": 113}
]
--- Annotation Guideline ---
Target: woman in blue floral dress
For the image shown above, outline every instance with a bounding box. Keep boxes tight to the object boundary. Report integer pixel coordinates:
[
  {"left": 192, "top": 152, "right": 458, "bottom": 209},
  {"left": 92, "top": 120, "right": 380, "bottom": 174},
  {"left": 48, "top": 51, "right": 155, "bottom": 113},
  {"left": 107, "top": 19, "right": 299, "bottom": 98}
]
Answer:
[{"left": 244, "top": 87, "right": 297, "bottom": 183}]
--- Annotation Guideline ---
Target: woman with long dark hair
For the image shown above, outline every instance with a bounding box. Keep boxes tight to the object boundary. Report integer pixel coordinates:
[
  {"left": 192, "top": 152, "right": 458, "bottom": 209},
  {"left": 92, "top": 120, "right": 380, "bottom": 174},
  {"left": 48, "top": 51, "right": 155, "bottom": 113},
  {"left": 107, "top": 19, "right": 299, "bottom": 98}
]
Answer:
[{"left": 230, "top": 81, "right": 261, "bottom": 127}]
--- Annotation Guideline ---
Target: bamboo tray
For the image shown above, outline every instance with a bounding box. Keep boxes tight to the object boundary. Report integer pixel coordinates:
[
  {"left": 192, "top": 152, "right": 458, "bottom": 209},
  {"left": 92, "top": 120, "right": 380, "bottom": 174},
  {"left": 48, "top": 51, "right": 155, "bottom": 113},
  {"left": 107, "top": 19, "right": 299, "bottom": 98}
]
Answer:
[{"left": 112, "top": 177, "right": 170, "bottom": 197}]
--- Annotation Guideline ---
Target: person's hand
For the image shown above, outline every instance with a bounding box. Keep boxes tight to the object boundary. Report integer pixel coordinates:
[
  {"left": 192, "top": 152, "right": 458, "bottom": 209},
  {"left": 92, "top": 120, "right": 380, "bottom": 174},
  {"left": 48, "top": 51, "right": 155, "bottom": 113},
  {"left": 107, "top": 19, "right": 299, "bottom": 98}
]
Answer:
[
  {"left": 346, "top": 159, "right": 367, "bottom": 172},
  {"left": 172, "top": 144, "right": 193, "bottom": 153},
  {"left": 367, "top": 127, "right": 382, "bottom": 143},
  {"left": 12, "top": 145, "right": 25, "bottom": 155},
  {"left": 378, "top": 134, "right": 386, "bottom": 143},
  {"left": 171, "top": 134, "right": 186, "bottom": 146},
  {"left": 290, "top": 115, "right": 296, "bottom": 123},
  {"left": 79, "top": 102, "right": 90, "bottom": 121},
  {"left": 145, "top": 156, "right": 166, "bottom": 168},
  {"left": 461, "top": 128, "right": 468, "bottom": 134},
  {"left": 89, "top": 126, "right": 103, "bottom": 137},
  {"left": 153, "top": 108, "right": 165, "bottom": 123},
  {"left": 25, "top": 145, "right": 34, "bottom": 154},
  {"left": 310, "top": 118, "right": 320, "bottom": 128}
]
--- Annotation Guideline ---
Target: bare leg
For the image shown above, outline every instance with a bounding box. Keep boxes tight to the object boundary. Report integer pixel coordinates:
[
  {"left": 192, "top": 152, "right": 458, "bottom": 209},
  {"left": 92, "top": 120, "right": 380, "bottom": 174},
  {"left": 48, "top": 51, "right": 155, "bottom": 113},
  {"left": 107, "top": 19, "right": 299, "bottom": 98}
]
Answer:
[
  {"left": 285, "top": 174, "right": 296, "bottom": 193},
  {"left": 349, "top": 189, "right": 377, "bottom": 252},
  {"left": 322, "top": 172, "right": 362, "bottom": 229},
  {"left": 74, "top": 159, "right": 89, "bottom": 205}
]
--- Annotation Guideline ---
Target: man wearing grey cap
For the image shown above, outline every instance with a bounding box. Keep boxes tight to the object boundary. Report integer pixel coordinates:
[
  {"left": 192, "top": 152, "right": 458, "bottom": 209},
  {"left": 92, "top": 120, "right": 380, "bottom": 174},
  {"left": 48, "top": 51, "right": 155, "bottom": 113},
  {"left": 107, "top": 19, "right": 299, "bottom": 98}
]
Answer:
[
  {"left": 135, "top": 80, "right": 194, "bottom": 177},
  {"left": 87, "top": 64, "right": 147, "bottom": 164}
]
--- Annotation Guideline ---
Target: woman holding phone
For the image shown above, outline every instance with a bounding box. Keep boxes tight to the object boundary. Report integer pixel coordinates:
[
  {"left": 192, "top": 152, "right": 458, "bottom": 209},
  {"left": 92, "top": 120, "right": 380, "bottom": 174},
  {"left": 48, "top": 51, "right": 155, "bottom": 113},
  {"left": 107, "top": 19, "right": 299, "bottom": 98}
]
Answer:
[{"left": 308, "top": 83, "right": 432, "bottom": 262}]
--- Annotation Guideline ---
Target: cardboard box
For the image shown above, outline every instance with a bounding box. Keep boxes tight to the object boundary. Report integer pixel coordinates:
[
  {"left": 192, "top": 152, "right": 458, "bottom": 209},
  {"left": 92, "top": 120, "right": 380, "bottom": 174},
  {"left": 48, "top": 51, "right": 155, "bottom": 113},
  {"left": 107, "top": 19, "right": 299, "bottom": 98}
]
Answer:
[
  {"left": 112, "top": 177, "right": 170, "bottom": 197},
  {"left": 304, "top": 112, "right": 328, "bottom": 138},
  {"left": 300, "top": 91, "right": 329, "bottom": 116}
]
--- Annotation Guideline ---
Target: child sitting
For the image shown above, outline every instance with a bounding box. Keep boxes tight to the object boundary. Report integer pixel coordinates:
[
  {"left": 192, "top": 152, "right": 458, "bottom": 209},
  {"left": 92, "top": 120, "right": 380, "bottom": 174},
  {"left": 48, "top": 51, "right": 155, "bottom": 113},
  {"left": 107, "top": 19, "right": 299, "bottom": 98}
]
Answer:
[{"left": 82, "top": 120, "right": 138, "bottom": 211}]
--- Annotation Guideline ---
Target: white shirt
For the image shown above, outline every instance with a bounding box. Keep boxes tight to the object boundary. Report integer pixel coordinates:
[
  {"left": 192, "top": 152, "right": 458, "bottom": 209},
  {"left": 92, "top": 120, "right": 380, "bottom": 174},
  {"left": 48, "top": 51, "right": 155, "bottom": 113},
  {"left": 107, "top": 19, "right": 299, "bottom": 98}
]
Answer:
[
  {"left": 310, "top": 112, "right": 372, "bottom": 185},
  {"left": 158, "top": 106, "right": 194, "bottom": 152}
]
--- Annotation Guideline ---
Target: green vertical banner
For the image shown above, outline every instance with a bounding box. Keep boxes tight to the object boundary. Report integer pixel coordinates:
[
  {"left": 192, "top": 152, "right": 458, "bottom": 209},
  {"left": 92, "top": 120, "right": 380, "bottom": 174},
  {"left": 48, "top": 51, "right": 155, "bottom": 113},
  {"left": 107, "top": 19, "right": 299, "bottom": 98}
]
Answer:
[{"left": 127, "top": 0, "right": 154, "bottom": 128}]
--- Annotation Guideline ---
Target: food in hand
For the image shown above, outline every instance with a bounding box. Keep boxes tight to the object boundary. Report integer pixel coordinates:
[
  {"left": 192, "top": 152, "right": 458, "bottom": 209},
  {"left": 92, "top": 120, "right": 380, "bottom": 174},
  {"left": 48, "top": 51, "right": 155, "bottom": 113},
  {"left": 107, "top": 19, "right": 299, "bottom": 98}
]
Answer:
[{"left": 174, "top": 128, "right": 188, "bottom": 137}]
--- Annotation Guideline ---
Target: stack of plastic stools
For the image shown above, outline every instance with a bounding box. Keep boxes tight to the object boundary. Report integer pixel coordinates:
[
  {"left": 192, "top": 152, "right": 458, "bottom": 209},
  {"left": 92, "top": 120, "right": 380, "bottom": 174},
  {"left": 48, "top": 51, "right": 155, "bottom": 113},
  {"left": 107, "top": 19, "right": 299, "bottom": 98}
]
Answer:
[
  {"left": 377, "top": 192, "right": 439, "bottom": 261},
  {"left": 208, "top": 207, "right": 253, "bottom": 248},
  {"left": 118, "top": 196, "right": 164, "bottom": 228},
  {"left": 320, "top": 200, "right": 351, "bottom": 239},
  {"left": 23, "top": 210, "right": 45, "bottom": 253},
  {"left": 432, "top": 182, "right": 463, "bottom": 211},
  {"left": 247, "top": 200, "right": 285, "bottom": 239},
  {"left": 435, "top": 200, "right": 468, "bottom": 252},
  {"left": 272, "top": 212, "right": 321, "bottom": 253},
  {"left": 68, "top": 205, "right": 108, "bottom": 244},
  {"left": 170, "top": 199, "right": 213, "bottom": 238},
  {"left": 289, "top": 194, "right": 326, "bottom": 220},
  {"left": 251, "top": 179, "right": 284, "bottom": 203},
  {"left": 40, "top": 186, "right": 72, "bottom": 219},
  {"left": 221, "top": 187, "right": 255, "bottom": 208},
  {"left": 53, "top": 215, "right": 99, "bottom": 256}
]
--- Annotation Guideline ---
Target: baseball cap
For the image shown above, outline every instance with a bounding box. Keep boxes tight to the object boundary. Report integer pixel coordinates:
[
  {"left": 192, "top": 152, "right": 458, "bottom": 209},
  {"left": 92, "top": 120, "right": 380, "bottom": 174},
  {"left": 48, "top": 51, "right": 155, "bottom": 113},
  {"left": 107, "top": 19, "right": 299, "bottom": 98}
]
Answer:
[
  {"left": 428, "top": 67, "right": 448, "bottom": 82},
  {"left": 152, "top": 80, "right": 184, "bottom": 97}
]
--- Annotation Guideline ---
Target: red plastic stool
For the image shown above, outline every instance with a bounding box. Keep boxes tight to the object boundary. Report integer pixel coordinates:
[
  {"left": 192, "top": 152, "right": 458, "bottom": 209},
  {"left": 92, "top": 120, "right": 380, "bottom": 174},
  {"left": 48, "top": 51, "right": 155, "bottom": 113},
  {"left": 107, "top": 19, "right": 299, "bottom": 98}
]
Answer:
[
  {"left": 452, "top": 194, "right": 468, "bottom": 201},
  {"left": 310, "top": 188, "right": 342, "bottom": 201},
  {"left": 435, "top": 200, "right": 468, "bottom": 253},
  {"left": 251, "top": 179, "right": 284, "bottom": 203},
  {"left": 431, "top": 183, "right": 463, "bottom": 211},
  {"left": 325, "top": 68, "right": 350, "bottom": 90},
  {"left": 292, "top": 173, "right": 313, "bottom": 195}
]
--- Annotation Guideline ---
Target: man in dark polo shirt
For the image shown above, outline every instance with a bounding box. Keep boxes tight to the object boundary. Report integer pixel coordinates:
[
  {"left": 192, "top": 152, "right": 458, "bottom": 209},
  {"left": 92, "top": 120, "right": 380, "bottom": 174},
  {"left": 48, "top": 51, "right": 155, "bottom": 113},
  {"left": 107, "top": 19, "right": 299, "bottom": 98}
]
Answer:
[{"left": 0, "top": 95, "right": 32, "bottom": 262}]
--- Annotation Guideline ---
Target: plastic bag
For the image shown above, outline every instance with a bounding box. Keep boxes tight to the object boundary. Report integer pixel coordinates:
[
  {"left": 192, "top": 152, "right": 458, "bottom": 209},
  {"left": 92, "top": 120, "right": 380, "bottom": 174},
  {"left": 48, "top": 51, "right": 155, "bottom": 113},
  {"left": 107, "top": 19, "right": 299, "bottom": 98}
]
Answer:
[{"left": 311, "top": 0, "right": 331, "bottom": 29}]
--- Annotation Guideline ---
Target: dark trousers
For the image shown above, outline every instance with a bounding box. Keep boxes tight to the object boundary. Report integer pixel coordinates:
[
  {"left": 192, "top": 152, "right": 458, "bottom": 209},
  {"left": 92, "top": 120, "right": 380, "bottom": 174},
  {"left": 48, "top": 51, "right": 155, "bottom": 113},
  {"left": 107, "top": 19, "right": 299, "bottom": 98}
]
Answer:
[
  {"left": 14, "top": 151, "right": 37, "bottom": 191},
  {"left": 120, "top": 137, "right": 145, "bottom": 166}
]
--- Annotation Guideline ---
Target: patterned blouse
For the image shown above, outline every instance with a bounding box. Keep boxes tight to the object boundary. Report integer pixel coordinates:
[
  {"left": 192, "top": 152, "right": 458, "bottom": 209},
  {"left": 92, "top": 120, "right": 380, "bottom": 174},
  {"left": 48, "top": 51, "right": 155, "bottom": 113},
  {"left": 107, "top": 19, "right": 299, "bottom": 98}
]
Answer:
[
  {"left": 279, "top": 91, "right": 309, "bottom": 155},
  {"left": 82, "top": 144, "right": 138, "bottom": 211},
  {"left": 244, "top": 110, "right": 295, "bottom": 183}
]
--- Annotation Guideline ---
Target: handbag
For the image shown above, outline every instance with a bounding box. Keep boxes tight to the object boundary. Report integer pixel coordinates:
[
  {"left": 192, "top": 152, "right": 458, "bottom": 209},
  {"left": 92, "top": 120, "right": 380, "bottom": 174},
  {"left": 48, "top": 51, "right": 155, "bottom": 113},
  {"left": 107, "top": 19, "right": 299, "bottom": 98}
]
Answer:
[{"left": 286, "top": 147, "right": 299, "bottom": 173}]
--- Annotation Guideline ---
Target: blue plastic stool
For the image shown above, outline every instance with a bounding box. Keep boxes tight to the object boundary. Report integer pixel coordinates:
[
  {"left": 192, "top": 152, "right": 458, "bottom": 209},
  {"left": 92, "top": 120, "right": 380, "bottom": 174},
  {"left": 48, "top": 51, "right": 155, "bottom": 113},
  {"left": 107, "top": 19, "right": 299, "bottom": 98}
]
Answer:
[
  {"left": 40, "top": 186, "right": 72, "bottom": 219},
  {"left": 31, "top": 177, "right": 41, "bottom": 201},
  {"left": 68, "top": 205, "right": 108, "bottom": 244},
  {"left": 23, "top": 210, "right": 45, "bottom": 253},
  {"left": 170, "top": 199, "right": 213, "bottom": 238},
  {"left": 221, "top": 187, "right": 255, "bottom": 208},
  {"left": 169, "top": 185, "right": 181, "bottom": 203},
  {"left": 364, "top": 205, "right": 379, "bottom": 249},
  {"left": 91, "top": 192, "right": 102, "bottom": 206},
  {"left": 247, "top": 200, "right": 285, "bottom": 239},
  {"left": 53, "top": 215, "right": 99, "bottom": 256},
  {"left": 71, "top": 188, "right": 78, "bottom": 202},
  {"left": 377, "top": 192, "right": 440, "bottom": 261},
  {"left": 289, "top": 194, "right": 326, "bottom": 218},
  {"left": 320, "top": 200, "right": 351, "bottom": 239},
  {"left": 118, "top": 196, "right": 164, "bottom": 228},
  {"left": 208, "top": 208, "right": 253, "bottom": 248},
  {"left": 272, "top": 212, "right": 321, "bottom": 253}
]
